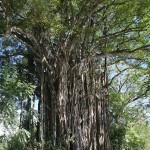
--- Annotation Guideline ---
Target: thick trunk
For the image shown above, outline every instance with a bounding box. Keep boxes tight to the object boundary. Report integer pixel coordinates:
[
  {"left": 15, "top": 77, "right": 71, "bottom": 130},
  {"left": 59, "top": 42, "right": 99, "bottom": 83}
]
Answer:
[
  {"left": 17, "top": 46, "right": 111, "bottom": 150},
  {"left": 39, "top": 58, "right": 111, "bottom": 150}
]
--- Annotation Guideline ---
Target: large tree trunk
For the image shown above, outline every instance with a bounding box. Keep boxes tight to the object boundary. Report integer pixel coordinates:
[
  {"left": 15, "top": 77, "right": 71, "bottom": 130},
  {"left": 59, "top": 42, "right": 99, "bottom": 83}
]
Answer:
[{"left": 39, "top": 54, "right": 110, "bottom": 150}]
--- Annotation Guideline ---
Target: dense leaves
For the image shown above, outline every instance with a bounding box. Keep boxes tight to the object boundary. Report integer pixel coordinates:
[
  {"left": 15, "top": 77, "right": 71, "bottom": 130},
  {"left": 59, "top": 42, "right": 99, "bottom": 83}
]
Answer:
[{"left": 1, "top": 0, "right": 150, "bottom": 150}]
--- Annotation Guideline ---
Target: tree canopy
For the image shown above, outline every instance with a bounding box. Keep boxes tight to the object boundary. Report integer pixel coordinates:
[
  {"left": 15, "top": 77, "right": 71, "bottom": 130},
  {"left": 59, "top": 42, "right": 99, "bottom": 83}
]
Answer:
[{"left": 1, "top": 0, "right": 150, "bottom": 150}]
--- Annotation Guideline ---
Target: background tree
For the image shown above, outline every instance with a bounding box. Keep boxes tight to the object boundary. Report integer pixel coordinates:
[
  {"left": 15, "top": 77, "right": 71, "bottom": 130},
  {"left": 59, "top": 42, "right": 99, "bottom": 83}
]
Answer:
[{"left": 0, "top": 0, "right": 150, "bottom": 150}]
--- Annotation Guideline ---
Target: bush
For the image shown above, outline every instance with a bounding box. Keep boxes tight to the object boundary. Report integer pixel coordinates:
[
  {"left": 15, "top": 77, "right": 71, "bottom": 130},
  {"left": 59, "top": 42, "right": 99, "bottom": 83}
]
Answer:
[{"left": 7, "top": 129, "right": 30, "bottom": 150}]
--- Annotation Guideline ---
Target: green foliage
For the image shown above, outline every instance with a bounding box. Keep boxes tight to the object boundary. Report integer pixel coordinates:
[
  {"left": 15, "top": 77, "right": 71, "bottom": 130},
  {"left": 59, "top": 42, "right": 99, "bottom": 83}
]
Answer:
[
  {"left": 125, "top": 128, "right": 145, "bottom": 150},
  {"left": 1, "top": 0, "right": 150, "bottom": 149},
  {"left": 0, "top": 64, "right": 35, "bottom": 128},
  {"left": 0, "top": 144, "right": 4, "bottom": 150},
  {"left": 7, "top": 129, "right": 30, "bottom": 150},
  {"left": 109, "top": 64, "right": 149, "bottom": 150},
  {"left": 143, "top": 125, "right": 150, "bottom": 150},
  {"left": 109, "top": 90, "right": 149, "bottom": 150},
  {"left": 0, "top": 129, "right": 30, "bottom": 150},
  {"left": 1, "top": 65, "right": 35, "bottom": 96},
  {"left": 109, "top": 91, "right": 127, "bottom": 149}
]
